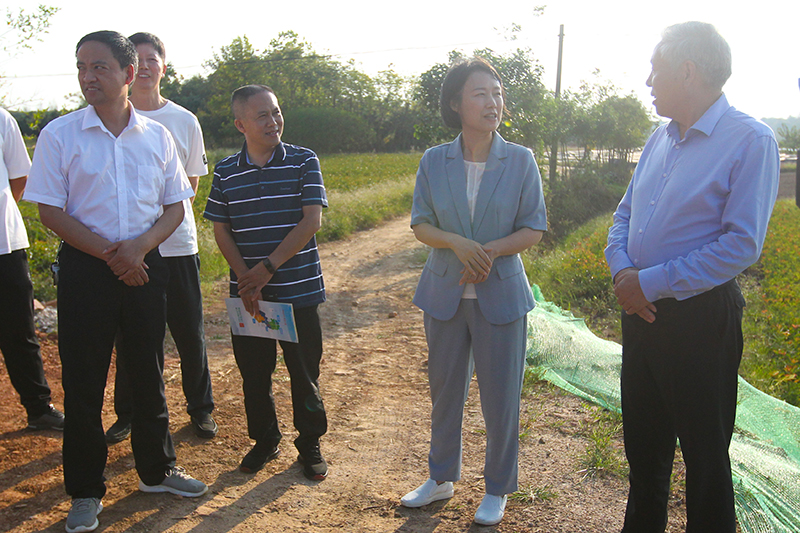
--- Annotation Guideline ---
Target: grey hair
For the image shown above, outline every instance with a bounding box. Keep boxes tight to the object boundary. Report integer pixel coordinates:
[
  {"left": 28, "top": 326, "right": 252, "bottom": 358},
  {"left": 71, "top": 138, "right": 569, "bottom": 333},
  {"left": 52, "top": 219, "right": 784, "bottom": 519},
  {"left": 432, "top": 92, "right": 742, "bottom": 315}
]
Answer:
[{"left": 654, "top": 21, "right": 732, "bottom": 90}]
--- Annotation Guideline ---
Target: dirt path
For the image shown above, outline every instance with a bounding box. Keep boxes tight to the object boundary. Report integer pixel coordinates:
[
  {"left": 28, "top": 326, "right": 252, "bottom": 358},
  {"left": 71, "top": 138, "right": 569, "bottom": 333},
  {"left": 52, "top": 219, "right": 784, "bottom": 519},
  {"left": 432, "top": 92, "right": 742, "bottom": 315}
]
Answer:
[{"left": 0, "top": 216, "right": 689, "bottom": 532}]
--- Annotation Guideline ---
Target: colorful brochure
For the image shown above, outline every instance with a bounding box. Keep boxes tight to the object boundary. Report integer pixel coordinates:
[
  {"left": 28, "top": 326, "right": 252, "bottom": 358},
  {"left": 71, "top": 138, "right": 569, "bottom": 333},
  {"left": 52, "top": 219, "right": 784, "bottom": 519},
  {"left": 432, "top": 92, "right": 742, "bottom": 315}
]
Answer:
[{"left": 225, "top": 298, "right": 298, "bottom": 343}]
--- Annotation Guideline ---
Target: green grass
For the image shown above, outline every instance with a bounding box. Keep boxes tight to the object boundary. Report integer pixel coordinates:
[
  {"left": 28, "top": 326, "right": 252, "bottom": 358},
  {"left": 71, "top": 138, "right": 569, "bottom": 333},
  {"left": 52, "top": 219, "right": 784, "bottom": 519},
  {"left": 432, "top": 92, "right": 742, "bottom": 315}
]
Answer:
[
  {"left": 317, "top": 175, "right": 415, "bottom": 243},
  {"left": 739, "top": 200, "right": 800, "bottom": 404},
  {"left": 523, "top": 214, "right": 619, "bottom": 337},
  {"left": 576, "top": 404, "right": 626, "bottom": 480},
  {"left": 317, "top": 152, "right": 421, "bottom": 192},
  {"left": 509, "top": 484, "right": 558, "bottom": 504}
]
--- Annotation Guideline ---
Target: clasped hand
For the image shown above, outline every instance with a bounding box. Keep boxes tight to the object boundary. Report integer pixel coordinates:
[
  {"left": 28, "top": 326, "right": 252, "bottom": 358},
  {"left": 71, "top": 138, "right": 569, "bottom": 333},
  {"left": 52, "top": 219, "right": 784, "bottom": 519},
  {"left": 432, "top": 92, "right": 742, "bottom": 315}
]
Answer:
[
  {"left": 613, "top": 267, "right": 657, "bottom": 323},
  {"left": 236, "top": 262, "right": 273, "bottom": 317},
  {"left": 103, "top": 240, "right": 149, "bottom": 287},
  {"left": 453, "top": 237, "right": 495, "bottom": 285}
]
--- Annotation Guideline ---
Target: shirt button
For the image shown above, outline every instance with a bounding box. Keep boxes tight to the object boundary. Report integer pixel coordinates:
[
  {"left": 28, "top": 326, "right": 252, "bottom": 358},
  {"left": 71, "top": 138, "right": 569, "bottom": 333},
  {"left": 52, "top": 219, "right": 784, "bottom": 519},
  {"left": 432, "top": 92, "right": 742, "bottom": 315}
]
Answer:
[
  {"left": 662, "top": 173, "right": 667, "bottom": 178},
  {"left": 675, "top": 145, "right": 680, "bottom": 150},
  {"left": 650, "top": 201, "right": 655, "bottom": 205},
  {"left": 638, "top": 229, "right": 643, "bottom": 234},
  {"left": 634, "top": 259, "right": 639, "bottom": 264}
]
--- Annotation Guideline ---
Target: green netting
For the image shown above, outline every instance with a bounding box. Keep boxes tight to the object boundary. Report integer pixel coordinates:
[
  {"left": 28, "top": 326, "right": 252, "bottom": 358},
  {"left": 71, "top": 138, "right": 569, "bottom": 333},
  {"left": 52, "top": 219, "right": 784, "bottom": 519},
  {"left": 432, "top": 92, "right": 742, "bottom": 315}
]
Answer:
[{"left": 525, "top": 284, "right": 800, "bottom": 533}]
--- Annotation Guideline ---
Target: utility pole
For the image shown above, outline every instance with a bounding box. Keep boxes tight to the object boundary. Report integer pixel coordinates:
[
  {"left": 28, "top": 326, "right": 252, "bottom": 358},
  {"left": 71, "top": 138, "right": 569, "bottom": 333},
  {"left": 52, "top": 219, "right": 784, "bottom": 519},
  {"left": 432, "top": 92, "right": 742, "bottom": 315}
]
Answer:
[{"left": 549, "top": 24, "right": 565, "bottom": 184}]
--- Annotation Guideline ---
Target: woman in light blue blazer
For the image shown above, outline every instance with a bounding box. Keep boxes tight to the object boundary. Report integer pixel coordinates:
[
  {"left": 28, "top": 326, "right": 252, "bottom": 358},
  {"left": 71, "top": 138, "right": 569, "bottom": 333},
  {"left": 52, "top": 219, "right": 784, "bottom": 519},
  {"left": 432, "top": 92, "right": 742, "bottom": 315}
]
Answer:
[{"left": 400, "top": 58, "right": 547, "bottom": 526}]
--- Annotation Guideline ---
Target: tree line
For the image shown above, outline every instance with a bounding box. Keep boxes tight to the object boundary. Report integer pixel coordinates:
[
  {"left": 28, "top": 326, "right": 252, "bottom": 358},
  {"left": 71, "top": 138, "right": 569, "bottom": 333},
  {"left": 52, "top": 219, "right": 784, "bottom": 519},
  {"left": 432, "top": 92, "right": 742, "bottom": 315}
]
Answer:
[{"left": 10, "top": 32, "right": 654, "bottom": 165}]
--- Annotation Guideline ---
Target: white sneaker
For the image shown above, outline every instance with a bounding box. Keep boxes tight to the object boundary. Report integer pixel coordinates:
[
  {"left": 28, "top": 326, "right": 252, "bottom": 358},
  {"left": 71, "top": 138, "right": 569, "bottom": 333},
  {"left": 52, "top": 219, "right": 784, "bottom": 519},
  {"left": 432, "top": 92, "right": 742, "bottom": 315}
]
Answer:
[
  {"left": 400, "top": 478, "right": 454, "bottom": 507},
  {"left": 474, "top": 493, "right": 507, "bottom": 526}
]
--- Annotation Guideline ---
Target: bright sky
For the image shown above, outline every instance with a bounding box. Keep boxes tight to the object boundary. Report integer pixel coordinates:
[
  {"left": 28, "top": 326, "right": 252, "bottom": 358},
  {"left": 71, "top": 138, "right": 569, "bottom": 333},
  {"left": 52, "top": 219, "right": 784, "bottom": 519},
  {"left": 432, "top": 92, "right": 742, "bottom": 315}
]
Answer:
[{"left": 2, "top": 0, "right": 799, "bottom": 121}]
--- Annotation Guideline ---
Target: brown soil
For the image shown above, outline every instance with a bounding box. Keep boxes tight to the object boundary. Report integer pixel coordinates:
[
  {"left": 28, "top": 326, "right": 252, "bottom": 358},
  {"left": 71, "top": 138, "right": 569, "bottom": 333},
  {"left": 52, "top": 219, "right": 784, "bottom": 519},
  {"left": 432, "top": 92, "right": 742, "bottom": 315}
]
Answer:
[{"left": 0, "top": 216, "right": 692, "bottom": 532}]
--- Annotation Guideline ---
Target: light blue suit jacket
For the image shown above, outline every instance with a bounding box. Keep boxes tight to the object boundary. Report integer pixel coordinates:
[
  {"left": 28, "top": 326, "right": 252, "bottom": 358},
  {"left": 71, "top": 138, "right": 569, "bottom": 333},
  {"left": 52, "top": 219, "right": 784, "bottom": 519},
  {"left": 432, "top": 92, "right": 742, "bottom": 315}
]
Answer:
[{"left": 411, "top": 133, "right": 547, "bottom": 325}]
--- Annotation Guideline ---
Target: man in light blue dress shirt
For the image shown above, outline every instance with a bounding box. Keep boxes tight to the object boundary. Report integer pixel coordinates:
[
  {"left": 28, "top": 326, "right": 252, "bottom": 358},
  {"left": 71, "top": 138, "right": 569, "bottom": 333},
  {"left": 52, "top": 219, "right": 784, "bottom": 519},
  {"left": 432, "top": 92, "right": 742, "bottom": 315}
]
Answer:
[{"left": 605, "top": 22, "right": 779, "bottom": 532}]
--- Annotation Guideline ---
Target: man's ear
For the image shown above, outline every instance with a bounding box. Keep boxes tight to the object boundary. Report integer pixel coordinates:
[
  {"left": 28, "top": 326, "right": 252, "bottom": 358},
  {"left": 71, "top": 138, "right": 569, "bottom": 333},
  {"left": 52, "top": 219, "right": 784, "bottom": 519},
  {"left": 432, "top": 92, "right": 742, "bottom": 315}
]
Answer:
[
  {"left": 124, "top": 64, "right": 136, "bottom": 86},
  {"left": 681, "top": 60, "right": 697, "bottom": 87},
  {"left": 234, "top": 118, "right": 246, "bottom": 134}
]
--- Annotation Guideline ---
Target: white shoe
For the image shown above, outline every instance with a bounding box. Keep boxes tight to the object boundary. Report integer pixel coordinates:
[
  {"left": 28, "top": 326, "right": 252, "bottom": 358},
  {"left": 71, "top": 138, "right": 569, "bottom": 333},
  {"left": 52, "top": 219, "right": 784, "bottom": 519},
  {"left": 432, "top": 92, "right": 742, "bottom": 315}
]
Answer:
[
  {"left": 474, "top": 493, "right": 507, "bottom": 526},
  {"left": 400, "top": 478, "right": 454, "bottom": 507}
]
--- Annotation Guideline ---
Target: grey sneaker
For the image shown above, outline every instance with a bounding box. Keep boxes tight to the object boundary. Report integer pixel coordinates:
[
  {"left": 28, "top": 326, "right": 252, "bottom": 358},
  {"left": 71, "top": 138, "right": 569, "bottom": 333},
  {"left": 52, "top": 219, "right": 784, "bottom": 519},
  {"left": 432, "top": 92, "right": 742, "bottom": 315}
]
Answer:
[
  {"left": 138, "top": 466, "right": 208, "bottom": 497},
  {"left": 27, "top": 405, "right": 65, "bottom": 431},
  {"left": 65, "top": 497, "right": 102, "bottom": 533}
]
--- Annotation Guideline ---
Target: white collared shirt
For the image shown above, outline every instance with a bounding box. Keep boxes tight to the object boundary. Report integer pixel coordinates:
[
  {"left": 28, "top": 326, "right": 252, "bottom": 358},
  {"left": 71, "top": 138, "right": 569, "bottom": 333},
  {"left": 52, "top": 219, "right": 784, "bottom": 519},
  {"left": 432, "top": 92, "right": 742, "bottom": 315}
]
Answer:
[
  {"left": 135, "top": 100, "right": 207, "bottom": 257},
  {"left": 24, "top": 105, "right": 192, "bottom": 243},
  {"left": 0, "top": 107, "right": 32, "bottom": 254}
]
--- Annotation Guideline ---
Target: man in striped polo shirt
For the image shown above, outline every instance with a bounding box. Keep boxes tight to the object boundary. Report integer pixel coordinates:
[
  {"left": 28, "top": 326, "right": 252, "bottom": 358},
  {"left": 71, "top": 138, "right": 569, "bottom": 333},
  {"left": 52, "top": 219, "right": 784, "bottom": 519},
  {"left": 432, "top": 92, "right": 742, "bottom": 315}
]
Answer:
[{"left": 204, "top": 85, "right": 328, "bottom": 480}]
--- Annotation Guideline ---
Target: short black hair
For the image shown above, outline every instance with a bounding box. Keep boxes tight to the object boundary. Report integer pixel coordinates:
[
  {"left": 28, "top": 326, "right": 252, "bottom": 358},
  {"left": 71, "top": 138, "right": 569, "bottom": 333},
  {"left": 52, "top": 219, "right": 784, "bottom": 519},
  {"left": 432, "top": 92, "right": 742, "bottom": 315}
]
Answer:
[
  {"left": 76, "top": 31, "right": 138, "bottom": 72},
  {"left": 231, "top": 84, "right": 277, "bottom": 118},
  {"left": 129, "top": 32, "right": 166, "bottom": 60},
  {"left": 439, "top": 57, "right": 505, "bottom": 129}
]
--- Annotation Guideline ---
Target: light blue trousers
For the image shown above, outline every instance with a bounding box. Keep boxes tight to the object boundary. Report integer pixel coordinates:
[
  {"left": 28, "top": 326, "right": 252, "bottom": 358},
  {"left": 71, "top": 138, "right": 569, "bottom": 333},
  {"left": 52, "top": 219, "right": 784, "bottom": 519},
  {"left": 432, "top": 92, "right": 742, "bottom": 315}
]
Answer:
[{"left": 424, "top": 299, "right": 527, "bottom": 496}]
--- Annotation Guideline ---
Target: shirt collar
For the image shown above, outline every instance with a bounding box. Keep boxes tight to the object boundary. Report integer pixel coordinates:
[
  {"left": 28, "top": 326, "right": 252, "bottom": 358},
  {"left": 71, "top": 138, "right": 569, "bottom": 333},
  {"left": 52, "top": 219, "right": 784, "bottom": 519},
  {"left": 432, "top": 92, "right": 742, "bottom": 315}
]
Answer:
[
  {"left": 238, "top": 141, "right": 286, "bottom": 168},
  {"left": 81, "top": 103, "right": 141, "bottom": 136},
  {"left": 667, "top": 93, "right": 730, "bottom": 140}
]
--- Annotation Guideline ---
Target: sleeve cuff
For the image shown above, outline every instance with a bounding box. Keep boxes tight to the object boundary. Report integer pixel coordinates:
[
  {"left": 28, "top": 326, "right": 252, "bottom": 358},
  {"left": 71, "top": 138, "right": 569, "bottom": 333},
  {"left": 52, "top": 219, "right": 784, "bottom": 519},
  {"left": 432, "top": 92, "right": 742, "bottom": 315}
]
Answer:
[{"left": 638, "top": 265, "right": 669, "bottom": 302}]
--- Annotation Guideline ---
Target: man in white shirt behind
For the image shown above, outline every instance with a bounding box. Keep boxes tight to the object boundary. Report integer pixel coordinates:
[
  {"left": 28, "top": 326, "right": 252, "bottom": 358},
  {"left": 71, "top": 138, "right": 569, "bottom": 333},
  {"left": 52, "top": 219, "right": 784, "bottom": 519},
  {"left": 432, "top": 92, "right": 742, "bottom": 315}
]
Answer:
[
  {"left": 24, "top": 30, "right": 207, "bottom": 533},
  {"left": 0, "top": 106, "right": 65, "bottom": 431},
  {"left": 105, "top": 31, "right": 216, "bottom": 444}
]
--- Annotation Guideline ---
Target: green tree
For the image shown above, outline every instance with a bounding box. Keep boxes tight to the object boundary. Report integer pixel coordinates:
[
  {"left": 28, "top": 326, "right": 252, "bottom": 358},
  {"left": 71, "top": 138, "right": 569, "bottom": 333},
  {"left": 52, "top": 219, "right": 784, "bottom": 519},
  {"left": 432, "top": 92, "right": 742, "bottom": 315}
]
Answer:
[
  {"left": 185, "top": 32, "right": 422, "bottom": 151},
  {"left": 778, "top": 124, "right": 800, "bottom": 152},
  {"left": 593, "top": 94, "right": 653, "bottom": 163},
  {"left": 413, "top": 48, "right": 552, "bottom": 152},
  {"left": 2, "top": 5, "right": 59, "bottom": 55},
  {"left": 199, "top": 36, "right": 266, "bottom": 147}
]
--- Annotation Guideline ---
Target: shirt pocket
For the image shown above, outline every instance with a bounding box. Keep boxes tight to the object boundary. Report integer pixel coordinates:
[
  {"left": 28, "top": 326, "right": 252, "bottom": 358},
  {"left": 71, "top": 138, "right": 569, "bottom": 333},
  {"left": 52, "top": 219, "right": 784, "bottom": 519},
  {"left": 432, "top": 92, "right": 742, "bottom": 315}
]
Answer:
[
  {"left": 137, "top": 165, "right": 163, "bottom": 205},
  {"left": 427, "top": 252, "right": 449, "bottom": 277}
]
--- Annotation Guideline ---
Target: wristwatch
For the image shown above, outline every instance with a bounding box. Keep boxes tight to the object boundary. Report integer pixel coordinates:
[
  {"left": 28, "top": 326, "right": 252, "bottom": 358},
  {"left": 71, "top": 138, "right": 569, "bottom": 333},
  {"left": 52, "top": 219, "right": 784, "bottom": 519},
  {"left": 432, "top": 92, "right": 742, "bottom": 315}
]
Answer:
[{"left": 261, "top": 256, "right": 277, "bottom": 274}]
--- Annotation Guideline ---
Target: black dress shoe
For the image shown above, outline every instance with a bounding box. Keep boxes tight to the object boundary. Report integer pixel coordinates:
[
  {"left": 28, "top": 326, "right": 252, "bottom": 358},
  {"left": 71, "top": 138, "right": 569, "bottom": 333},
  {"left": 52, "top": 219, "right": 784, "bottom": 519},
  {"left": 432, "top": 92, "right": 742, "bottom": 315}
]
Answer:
[
  {"left": 105, "top": 418, "right": 131, "bottom": 444},
  {"left": 239, "top": 442, "right": 279, "bottom": 473},
  {"left": 191, "top": 413, "right": 218, "bottom": 439}
]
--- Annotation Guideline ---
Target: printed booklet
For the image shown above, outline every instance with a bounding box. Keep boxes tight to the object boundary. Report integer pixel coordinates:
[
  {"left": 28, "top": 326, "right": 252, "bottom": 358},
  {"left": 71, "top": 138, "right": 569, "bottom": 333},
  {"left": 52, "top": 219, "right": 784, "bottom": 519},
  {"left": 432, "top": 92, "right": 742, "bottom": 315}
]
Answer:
[{"left": 225, "top": 298, "right": 298, "bottom": 343}]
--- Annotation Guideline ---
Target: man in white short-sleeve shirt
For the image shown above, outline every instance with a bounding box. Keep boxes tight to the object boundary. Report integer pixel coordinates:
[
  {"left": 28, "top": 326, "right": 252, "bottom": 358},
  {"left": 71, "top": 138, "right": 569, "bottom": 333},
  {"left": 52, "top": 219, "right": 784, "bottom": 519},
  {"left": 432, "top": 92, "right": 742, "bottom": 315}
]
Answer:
[
  {"left": 23, "top": 30, "right": 206, "bottom": 533},
  {"left": 0, "top": 107, "right": 65, "bottom": 431},
  {"left": 105, "top": 31, "right": 216, "bottom": 445}
]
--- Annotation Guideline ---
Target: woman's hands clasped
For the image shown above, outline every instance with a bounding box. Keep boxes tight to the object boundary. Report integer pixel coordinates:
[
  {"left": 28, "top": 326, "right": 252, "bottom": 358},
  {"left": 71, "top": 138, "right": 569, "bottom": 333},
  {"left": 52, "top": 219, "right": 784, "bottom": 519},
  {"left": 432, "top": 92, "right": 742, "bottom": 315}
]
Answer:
[{"left": 453, "top": 235, "right": 495, "bottom": 285}]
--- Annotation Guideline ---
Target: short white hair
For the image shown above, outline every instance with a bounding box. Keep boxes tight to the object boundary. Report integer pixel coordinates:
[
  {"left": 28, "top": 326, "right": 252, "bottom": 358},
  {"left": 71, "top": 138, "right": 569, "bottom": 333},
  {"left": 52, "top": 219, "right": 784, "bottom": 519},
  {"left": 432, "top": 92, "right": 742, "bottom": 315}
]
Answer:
[{"left": 654, "top": 21, "right": 732, "bottom": 90}]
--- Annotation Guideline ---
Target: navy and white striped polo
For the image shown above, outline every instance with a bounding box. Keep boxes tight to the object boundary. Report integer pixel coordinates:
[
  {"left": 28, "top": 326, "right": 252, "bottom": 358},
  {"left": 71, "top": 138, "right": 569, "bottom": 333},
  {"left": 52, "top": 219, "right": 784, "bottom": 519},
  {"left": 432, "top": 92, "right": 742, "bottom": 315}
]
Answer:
[{"left": 204, "top": 142, "right": 327, "bottom": 308}]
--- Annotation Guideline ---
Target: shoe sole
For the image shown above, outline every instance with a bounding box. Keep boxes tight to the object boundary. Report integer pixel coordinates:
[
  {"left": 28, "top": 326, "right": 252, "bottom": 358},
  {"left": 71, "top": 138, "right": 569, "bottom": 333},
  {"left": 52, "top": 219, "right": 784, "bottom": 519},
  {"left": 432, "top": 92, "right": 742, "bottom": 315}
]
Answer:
[
  {"left": 474, "top": 514, "right": 504, "bottom": 526},
  {"left": 65, "top": 502, "right": 102, "bottom": 533},
  {"left": 27, "top": 423, "right": 64, "bottom": 431},
  {"left": 138, "top": 480, "right": 208, "bottom": 498},
  {"left": 192, "top": 424, "right": 218, "bottom": 439},
  {"left": 239, "top": 448, "right": 279, "bottom": 473}
]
